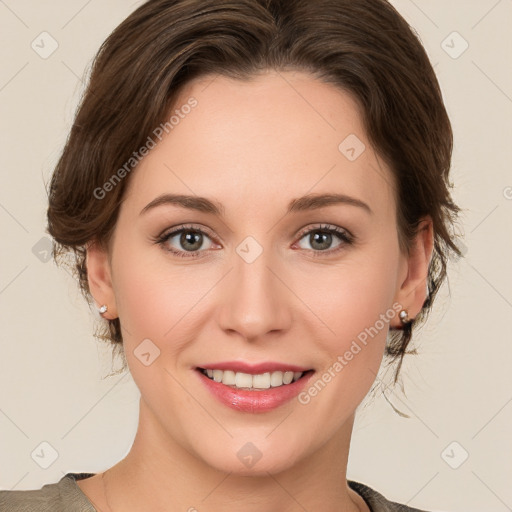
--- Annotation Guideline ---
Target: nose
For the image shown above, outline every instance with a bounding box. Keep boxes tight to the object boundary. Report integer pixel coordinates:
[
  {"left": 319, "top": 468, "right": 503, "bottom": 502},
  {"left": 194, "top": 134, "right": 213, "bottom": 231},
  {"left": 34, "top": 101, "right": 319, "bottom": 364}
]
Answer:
[{"left": 217, "top": 243, "right": 292, "bottom": 342}]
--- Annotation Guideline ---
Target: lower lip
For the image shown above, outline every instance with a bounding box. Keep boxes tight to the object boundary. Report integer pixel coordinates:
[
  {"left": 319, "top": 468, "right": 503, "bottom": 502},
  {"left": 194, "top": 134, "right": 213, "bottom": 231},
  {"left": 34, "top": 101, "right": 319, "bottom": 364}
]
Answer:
[{"left": 195, "top": 368, "right": 315, "bottom": 413}]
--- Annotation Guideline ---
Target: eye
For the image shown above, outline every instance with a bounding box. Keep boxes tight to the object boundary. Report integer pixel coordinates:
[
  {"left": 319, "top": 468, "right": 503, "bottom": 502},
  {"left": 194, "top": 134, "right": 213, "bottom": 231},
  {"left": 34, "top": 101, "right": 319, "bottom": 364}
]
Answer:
[
  {"left": 155, "top": 223, "right": 354, "bottom": 259},
  {"left": 156, "top": 224, "right": 216, "bottom": 259},
  {"left": 294, "top": 224, "right": 354, "bottom": 256}
]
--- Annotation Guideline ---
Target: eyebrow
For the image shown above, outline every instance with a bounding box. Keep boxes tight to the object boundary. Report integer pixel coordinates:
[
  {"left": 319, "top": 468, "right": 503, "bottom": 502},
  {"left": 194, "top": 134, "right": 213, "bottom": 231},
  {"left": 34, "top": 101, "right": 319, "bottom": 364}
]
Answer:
[{"left": 139, "top": 192, "right": 372, "bottom": 217}]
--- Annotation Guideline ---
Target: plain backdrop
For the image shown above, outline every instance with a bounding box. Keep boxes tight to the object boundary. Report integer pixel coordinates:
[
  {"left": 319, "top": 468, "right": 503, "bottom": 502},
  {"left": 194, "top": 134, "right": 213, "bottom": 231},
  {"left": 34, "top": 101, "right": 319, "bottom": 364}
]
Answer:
[{"left": 0, "top": 1, "right": 511, "bottom": 511}]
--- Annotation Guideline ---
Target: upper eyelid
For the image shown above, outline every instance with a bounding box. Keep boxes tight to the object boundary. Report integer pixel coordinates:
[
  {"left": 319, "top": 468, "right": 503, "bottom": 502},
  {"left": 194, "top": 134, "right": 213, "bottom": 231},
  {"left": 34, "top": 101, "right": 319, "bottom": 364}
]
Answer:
[
  {"left": 159, "top": 223, "right": 217, "bottom": 241},
  {"left": 296, "top": 223, "right": 351, "bottom": 239}
]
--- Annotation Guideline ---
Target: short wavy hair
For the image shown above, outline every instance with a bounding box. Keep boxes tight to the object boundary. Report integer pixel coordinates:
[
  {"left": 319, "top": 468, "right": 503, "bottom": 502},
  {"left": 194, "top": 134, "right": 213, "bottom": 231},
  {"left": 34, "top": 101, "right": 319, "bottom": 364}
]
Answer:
[{"left": 47, "top": 0, "right": 462, "bottom": 384}]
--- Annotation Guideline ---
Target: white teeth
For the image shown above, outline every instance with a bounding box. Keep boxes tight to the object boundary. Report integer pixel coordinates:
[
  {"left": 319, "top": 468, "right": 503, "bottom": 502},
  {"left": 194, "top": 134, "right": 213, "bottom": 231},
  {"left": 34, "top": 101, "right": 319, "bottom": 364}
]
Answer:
[
  {"left": 283, "top": 371, "right": 294, "bottom": 384},
  {"left": 252, "top": 373, "right": 271, "bottom": 389},
  {"left": 270, "top": 371, "right": 284, "bottom": 387},
  {"left": 234, "top": 371, "right": 252, "bottom": 388},
  {"left": 201, "top": 368, "right": 305, "bottom": 389},
  {"left": 221, "top": 370, "right": 236, "bottom": 385}
]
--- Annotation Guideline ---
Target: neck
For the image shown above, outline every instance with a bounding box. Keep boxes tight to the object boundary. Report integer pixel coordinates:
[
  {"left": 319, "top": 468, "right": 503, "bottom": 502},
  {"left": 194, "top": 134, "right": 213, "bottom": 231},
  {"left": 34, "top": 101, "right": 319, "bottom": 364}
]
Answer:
[{"left": 101, "top": 397, "right": 366, "bottom": 512}]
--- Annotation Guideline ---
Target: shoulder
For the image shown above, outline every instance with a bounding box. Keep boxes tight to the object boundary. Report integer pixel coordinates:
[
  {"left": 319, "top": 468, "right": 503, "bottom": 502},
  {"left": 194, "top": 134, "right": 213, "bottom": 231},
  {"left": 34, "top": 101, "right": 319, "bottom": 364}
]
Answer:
[
  {"left": 0, "top": 473, "right": 97, "bottom": 512},
  {"left": 348, "top": 480, "right": 430, "bottom": 512}
]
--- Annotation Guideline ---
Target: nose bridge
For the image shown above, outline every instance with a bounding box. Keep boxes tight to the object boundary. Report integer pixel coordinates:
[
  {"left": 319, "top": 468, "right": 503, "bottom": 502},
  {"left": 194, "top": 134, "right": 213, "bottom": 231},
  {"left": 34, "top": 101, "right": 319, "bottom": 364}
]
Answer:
[{"left": 218, "top": 234, "right": 291, "bottom": 340}]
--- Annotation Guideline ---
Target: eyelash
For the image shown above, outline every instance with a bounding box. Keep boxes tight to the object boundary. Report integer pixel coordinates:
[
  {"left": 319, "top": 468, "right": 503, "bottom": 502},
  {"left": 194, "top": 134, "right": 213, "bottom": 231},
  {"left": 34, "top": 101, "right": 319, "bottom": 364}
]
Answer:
[{"left": 155, "top": 223, "right": 354, "bottom": 259}]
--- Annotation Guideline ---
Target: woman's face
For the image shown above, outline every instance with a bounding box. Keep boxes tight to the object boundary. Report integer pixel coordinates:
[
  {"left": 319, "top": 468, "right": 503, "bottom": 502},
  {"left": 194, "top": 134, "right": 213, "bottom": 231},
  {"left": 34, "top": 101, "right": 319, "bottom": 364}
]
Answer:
[{"left": 89, "top": 70, "right": 426, "bottom": 475}]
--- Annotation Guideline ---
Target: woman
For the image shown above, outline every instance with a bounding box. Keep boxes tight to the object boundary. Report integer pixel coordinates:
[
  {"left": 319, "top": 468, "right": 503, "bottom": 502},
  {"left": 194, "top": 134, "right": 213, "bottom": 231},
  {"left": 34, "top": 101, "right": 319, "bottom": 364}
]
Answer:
[{"left": 0, "top": 0, "right": 461, "bottom": 510}]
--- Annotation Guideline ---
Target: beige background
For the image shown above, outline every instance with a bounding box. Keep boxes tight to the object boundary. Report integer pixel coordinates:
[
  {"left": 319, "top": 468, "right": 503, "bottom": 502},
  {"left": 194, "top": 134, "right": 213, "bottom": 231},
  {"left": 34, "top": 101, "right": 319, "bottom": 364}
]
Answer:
[{"left": 1, "top": 1, "right": 511, "bottom": 511}]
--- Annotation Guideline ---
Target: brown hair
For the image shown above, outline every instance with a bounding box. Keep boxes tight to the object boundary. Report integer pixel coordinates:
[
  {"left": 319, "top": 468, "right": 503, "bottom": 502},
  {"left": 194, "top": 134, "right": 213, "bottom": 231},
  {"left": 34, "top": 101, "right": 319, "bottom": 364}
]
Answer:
[{"left": 47, "top": 0, "right": 461, "bottom": 383}]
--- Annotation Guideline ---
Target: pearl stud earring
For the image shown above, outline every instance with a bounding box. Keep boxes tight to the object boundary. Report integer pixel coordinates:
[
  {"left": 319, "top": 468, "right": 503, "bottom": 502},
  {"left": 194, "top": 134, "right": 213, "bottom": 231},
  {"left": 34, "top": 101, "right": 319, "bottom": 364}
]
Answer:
[
  {"left": 98, "top": 304, "right": 108, "bottom": 315},
  {"left": 399, "top": 309, "right": 410, "bottom": 324}
]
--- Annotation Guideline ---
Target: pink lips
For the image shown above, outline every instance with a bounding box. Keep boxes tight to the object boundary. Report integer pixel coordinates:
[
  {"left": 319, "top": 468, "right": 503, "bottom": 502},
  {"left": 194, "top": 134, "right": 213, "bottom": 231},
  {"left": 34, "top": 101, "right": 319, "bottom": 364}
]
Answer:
[{"left": 194, "top": 365, "right": 315, "bottom": 413}]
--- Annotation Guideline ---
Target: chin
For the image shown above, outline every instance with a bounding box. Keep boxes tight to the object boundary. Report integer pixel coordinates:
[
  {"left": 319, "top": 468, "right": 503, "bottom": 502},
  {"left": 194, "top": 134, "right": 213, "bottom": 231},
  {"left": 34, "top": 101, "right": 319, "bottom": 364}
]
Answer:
[
  {"left": 208, "top": 456, "right": 299, "bottom": 477},
  {"left": 194, "top": 437, "right": 305, "bottom": 476}
]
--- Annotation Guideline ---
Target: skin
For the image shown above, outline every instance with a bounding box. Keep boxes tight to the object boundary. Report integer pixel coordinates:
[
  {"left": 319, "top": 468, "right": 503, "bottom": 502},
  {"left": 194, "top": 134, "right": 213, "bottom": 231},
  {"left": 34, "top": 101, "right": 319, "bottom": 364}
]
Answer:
[{"left": 78, "top": 70, "right": 433, "bottom": 512}]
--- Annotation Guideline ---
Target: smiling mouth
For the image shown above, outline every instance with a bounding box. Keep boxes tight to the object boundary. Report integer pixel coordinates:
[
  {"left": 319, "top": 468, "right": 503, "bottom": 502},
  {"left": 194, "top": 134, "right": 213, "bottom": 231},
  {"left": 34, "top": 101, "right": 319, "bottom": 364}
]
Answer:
[{"left": 197, "top": 367, "right": 314, "bottom": 391}]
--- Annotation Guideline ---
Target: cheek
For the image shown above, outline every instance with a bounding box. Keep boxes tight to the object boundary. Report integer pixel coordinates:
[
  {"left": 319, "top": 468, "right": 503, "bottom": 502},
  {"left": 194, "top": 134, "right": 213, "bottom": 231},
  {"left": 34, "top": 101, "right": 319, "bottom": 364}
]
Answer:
[
  {"left": 111, "top": 241, "right": 217, "bottom": 361},
  {"left": 294, "top": 242, "right": 401, "bottom": 398},
  {"left": 300, "top": 247, "right": 399, "bottom": 344}
]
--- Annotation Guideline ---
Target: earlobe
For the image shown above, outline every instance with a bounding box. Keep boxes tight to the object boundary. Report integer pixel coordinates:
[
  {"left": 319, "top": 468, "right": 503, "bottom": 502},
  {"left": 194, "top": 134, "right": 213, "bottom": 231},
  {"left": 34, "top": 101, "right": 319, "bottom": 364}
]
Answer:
[
  {"left": 391, "top": 217, "right": 434, "bottom": 328},
  {"left": 86, "top": 239, "right": 118, "bottom": 319}
]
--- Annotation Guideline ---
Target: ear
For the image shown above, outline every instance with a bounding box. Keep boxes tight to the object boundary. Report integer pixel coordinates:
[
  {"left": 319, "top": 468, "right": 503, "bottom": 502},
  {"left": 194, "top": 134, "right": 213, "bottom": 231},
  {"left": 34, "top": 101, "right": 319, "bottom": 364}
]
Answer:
[
  {"left": 391, "top": 216, "right": 434, "bottom": 328},
  {"left": 86, "top": 239, "right": 118, "bottom": 319}
]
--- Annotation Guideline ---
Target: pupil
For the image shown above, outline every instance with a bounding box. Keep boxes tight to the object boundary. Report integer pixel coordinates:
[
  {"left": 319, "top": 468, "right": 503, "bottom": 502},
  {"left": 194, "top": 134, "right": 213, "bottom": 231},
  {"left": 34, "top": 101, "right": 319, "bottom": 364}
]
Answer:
[
  {"left": 181, "top": 231, "right": 202, "bottom": 251},
  {"left": 312, "top": 232, "right": 331, "bottom": 250}
]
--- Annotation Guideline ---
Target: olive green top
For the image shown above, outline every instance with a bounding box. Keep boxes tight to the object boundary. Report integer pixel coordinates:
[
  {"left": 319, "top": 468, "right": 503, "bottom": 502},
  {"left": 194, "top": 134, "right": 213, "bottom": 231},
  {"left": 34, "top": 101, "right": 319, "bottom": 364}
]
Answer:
[{"left": 0, "top": 472, "right": 429, "bottom": 511}]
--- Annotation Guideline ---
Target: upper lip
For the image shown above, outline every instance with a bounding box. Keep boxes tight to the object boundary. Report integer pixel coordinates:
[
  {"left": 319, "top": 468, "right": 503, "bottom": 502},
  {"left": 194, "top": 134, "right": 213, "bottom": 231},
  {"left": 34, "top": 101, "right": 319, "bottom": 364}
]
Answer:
[{"left": 196, "top": 361, "right": 313, "bottom": 374}]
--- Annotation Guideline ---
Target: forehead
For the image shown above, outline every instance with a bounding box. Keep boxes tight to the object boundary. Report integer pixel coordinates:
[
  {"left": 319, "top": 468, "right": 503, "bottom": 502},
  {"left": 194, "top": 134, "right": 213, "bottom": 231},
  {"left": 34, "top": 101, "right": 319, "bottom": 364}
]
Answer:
[{"left": 123, "top": 70, "right": 395, "bottom": 219}]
